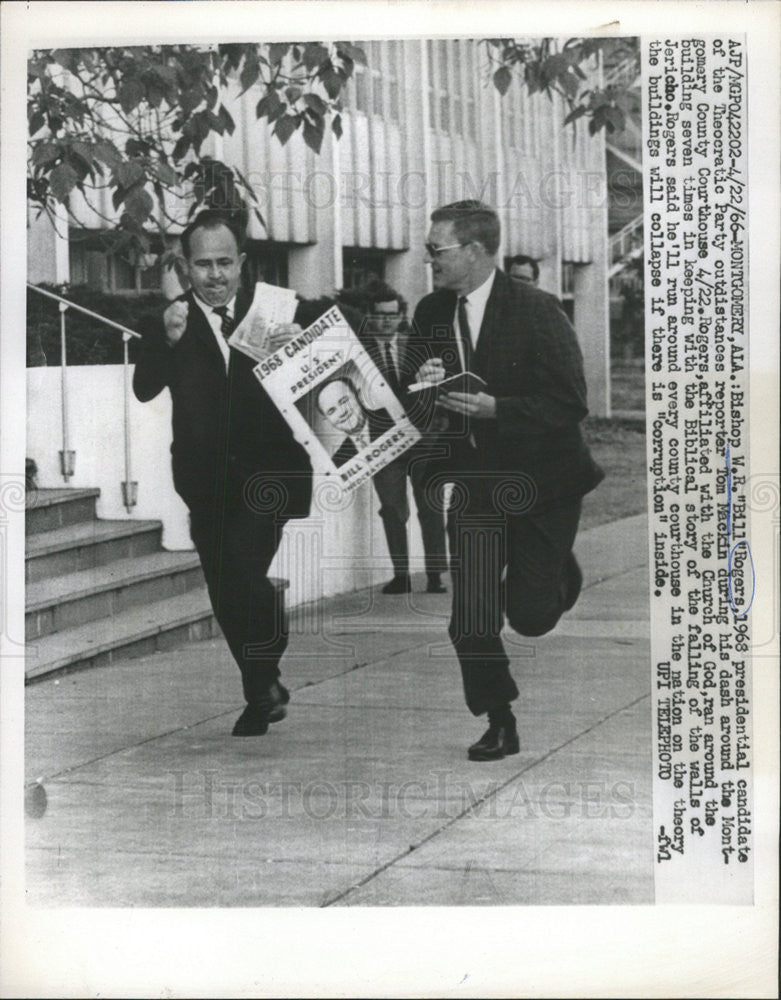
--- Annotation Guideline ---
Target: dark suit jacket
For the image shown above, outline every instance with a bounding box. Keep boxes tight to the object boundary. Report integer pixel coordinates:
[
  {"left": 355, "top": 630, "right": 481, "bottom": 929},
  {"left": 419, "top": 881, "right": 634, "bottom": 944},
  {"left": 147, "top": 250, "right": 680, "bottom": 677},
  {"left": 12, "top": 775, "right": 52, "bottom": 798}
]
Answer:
[
  {"left": 132, "top": 288, "right": 312, "bottom": 519},
  {"left": 330, "top": 406, "right": 392, "bottom": 467},
  {"left": 404, "top": 269, "right": 604, "bottom": 508}
]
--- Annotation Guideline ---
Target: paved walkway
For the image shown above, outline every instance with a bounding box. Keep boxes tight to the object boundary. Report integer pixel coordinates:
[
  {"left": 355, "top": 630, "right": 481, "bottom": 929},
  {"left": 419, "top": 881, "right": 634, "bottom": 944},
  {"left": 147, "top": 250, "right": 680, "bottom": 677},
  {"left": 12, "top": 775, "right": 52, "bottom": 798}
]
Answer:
[{"left": 25, "top": 513, "right": 652, "bottom": 907}]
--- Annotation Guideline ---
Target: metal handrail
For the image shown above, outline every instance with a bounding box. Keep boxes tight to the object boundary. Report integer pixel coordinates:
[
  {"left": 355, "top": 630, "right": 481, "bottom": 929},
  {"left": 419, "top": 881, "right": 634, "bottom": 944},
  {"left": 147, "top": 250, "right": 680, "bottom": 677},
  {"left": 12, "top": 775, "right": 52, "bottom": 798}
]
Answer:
[{"left": 27, "top": 282, "right": 142, "bottom": 511}]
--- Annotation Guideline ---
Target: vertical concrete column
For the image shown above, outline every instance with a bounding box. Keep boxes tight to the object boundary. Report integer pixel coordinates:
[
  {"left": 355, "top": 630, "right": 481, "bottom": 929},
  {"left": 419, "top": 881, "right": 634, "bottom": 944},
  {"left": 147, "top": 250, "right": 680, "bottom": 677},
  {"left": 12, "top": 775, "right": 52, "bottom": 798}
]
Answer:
[
  {"left": 574, "top": 251, "right": 610, "bottom": 417},
  {"left": 384, "top": 39, "right": 431, "bottom": 311},
  {"left": 287, "top": 127, "right": 341, "bottom": 299}
]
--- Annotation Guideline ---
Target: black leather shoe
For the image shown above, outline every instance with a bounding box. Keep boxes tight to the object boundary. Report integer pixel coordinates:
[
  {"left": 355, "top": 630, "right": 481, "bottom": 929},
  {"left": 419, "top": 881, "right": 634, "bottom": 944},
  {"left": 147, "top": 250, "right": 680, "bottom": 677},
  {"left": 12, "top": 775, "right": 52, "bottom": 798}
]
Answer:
[
  {"left": 382, "top": 574, "right": 412, "bottom": 594},
  {"left": 468, "top": 724, "right": 520, "bottom": 761},
  {"left": 232, "top": 700, "right": 272, "bottom": 737},
  {"left": 267, "top": 681, "right": 289, "bottom": 724},
  {"left": 425, "top": 574, "right": 447, "bottom": 594}
]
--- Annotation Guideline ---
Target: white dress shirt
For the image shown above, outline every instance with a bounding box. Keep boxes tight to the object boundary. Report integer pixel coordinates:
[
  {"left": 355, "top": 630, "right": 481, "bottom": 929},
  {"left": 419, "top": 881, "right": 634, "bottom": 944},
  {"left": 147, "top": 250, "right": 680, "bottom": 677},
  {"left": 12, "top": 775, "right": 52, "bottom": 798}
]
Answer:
[
  {"left": 454, "top": 268, "right": 497, "bottom": 371},
  {"left": 193, "top": 293, "right": 237, "bottom": 371}
]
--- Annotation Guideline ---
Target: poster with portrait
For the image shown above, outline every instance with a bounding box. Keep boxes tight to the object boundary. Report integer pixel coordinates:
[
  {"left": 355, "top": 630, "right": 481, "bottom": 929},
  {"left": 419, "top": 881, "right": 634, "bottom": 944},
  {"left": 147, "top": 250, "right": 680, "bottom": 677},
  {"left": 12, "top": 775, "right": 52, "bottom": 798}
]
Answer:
[{"left": 253, "top": 304, "right": 420, "bottom": 491}]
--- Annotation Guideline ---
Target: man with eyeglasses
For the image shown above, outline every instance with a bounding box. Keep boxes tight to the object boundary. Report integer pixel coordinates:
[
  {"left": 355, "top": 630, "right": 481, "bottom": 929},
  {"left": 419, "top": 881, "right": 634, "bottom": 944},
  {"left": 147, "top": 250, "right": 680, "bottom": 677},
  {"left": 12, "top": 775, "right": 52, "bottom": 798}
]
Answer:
[
  {"left": 339, "top": 278, "right": 449, "bottom": 594},
  {"left": 403, "top": 200, "right": 604, "bottom": 762}
]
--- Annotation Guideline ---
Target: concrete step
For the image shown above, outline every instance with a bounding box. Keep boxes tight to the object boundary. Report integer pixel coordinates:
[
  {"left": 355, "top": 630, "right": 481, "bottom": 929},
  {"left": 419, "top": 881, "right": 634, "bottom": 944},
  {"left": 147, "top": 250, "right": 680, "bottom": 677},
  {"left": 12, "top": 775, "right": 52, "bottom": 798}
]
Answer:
[
  {"left": 25, "top": 588, "right": 217, "bottom": 682},
  {"left": 25, "top": 487, "right": 100, "bottom": 535},
  {"left": 25, "top": 518, "right": 162, "bottom": 584},
  {"left": 25, "top": 550, "right": 205, "bottom": 641}
]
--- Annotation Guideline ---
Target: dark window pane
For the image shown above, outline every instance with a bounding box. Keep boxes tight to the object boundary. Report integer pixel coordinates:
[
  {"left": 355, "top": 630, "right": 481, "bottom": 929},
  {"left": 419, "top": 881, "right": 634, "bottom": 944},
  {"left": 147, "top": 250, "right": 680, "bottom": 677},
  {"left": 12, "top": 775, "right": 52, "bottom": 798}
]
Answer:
[
  {"left": 372, "top": 75, "right": 383, "bottom": 116},
  {"left": 440, "top": 95, "right": 450, "bottom": 131},
  {"left": 389, "top": 80, "right": 400, "bottom": 120},
  {"left": 355, "top": 71, "right": 368, "bottom": 112}
]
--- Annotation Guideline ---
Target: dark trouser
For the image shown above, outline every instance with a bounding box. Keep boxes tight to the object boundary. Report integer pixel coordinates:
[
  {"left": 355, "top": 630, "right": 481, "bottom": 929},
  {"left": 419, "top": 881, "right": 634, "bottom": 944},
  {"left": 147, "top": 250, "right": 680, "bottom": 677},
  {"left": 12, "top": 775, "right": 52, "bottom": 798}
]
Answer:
[
  {"left": 446, "top": 473, "right": 582, "bottom": 716},
  {"left": 189, "top": 498, "right": 287, "bottom": 706},
  {"left": 372, "top": 455, "right": 448, "bottom": 578}
]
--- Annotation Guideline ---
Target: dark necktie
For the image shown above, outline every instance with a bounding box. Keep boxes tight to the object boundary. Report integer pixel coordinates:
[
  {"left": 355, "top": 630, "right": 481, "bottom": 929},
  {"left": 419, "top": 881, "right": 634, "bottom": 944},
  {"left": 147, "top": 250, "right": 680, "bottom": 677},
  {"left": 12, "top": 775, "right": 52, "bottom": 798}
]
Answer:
[
  {"left": 457, "top": 296, "right": 474, "bottom": 372},
  {"left": 213, "top": 305, "right": 234, "bottom": 340},
  {"left": 382, "top": 342, "right": 400, "bottom": 395}
]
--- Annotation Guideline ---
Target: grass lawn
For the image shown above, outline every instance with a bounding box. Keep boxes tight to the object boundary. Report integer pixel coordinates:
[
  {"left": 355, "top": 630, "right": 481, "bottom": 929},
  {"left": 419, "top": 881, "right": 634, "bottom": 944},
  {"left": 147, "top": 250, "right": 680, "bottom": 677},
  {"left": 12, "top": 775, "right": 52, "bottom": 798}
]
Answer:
[{"left": 581, "top": 417, "right": 647, "bottom": 531}]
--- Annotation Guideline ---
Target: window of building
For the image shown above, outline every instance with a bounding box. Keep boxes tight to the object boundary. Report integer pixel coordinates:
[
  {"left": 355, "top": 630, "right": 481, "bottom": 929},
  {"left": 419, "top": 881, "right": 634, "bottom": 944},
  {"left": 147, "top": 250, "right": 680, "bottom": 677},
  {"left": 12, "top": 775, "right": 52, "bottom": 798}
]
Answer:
[
  {"left": 69, "top": 230, "right": 163, "bottom": 294},
  {"left": 427, "top": 39, "right": 477, "bottom": 140},
  {"left": 242, "top": 241, "right": 290, "bottom": 288},
  {"left": 346, "top": 40, "right": 400, "bottom": 123},
  {"left": 561, "top": 261, "right": 578, "bottom": 323},
  {"left": 342, "top": 247, "right": 386, "bottom": 289}
]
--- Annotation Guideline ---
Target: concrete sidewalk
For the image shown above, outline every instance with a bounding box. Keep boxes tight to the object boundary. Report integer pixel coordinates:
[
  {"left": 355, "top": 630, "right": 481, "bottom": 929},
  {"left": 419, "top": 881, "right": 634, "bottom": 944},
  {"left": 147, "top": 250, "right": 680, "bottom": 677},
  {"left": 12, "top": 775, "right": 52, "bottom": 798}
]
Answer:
[{"left": 25, "top": 513, "right": 652, "bottom": 907}]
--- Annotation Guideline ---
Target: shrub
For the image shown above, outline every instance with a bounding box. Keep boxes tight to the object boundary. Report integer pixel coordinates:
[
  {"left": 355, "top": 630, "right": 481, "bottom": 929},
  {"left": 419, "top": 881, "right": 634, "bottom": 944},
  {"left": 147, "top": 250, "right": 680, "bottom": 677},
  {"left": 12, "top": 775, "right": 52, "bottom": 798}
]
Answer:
[{"left": 27, "top": 284, "right": 168, "bottom": 366}]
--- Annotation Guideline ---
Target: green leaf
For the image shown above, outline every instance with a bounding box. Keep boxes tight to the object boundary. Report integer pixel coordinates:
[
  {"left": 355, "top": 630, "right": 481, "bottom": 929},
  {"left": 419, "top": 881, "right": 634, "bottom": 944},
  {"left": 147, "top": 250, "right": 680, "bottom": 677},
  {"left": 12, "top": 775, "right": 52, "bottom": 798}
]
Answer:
[
  {"left": 268, "top": 43, "right": 291, "bottom": 66},
  {"left": 302, "top": 42, "right": 329, "bottom": 71},
  {"left": 302, "top": 115, "right": 325, "bottom": 154},
  {"left": 331, "top": 113, "right": 343, "bottom": 140},
  {"left": 118, "top": 76, "right": 145, "bottom": 114},
  {"left": 273, "top": 114, "right": 300, "bottom": 145},
  {"left": 320, "top": 67, "right": 343, "bottom": 100},
  {"left": 124, "top": 186, "right": 154, "bottom": 224},
  {"left": 93, "top": 140, "right": 123, "bottom": 168},
  {"left": 563, "top": 105, "right": 587, "bottom": 127},
  {"left": 303, "top": 93, "right": 328, "bottom": 116},
  {"left": 155, "top": 161, "right": 177, "bottom": 186},
  {"left": 335, "top": 42, "right": 366, "bottom": 66},
  {"left": 49, "top": 162, "right": 79, "bottom": 201},
  {"left": 51, "top": 49, "right": 78, "bottom": 73},
  {"left": 116, "top": 160, "right": 145, "bottom": 187},
  {"left": 493, "top": 66, "right": 512, "bottom": 96},
  {"left": 285, "top": 84, "right": 302, "bottom": 104},
  {"left": 239, "top": 53, "right": 260, "bottom": 94},
  {"left": 28, "top": 110, "right": 46, "bottom": 136},
  {"left": 256, "top": 89, "right": 283, "bottom": 121},
  {"left": 31, "top": 141, "right": 60, "bottom": 168},
  {"left": 217, "top": 104, "right": 235, "bottom": 135}
]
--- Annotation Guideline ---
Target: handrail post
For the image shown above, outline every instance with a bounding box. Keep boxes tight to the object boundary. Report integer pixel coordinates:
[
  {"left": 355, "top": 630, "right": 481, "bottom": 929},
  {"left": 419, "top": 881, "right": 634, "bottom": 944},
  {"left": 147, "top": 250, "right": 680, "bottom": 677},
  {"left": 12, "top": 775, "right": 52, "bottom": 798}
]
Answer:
[
  {"left": 58, "top": 298, "right": 75, "bottom": 480},
  {"left": 121, "top": 332, "right": 138, "bottom": 512}
]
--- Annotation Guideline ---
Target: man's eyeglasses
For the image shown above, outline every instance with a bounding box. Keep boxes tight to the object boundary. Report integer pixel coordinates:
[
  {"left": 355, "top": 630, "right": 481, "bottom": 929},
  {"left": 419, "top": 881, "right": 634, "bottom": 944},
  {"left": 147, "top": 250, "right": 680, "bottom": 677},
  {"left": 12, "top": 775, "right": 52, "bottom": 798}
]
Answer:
[
  {"left": 368, "top": 312, "right": 402, "bottom": 322},
  {"left": 424, "top": 242, "right": 467, "bottom": 258}
]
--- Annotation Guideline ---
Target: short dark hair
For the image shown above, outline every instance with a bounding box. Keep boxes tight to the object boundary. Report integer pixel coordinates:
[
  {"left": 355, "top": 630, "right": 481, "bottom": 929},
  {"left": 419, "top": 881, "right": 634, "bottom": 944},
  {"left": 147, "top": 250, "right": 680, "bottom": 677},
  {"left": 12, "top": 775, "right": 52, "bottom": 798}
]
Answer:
[
  {"left": 430, "top": 200, "right": 501, "bottom": 256},
  {"left": 336, "top": 277, "right": 407, "bottom": 318},
  {"left": 508, "top": 254, "right": 539, "bottom": 281},
  {"left": 316, "top": 375, "right": 360, "bottom": 414},
  {"left": 180, "top": 209, "right": 243, "bottom": 259}
]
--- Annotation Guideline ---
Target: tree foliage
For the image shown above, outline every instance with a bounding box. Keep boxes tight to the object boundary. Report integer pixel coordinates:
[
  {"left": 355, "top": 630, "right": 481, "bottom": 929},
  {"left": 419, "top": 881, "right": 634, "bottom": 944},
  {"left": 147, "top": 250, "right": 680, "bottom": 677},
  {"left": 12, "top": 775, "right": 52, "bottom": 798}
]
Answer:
[
  {"left": 27, "top": 37, "right": 637, "bottom": 259},
  {"left": 484, "top": 37, "right": 638, "bottom": 136},
  {"left": 28, "top": 42, "right": 366, "bottom": 256}
]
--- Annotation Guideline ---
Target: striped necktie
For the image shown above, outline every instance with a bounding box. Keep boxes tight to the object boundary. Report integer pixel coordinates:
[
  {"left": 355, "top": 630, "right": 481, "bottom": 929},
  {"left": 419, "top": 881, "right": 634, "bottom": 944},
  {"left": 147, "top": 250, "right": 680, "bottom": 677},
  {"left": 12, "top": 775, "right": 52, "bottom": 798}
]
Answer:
[{"left": 213, "top": 305, "right": 234, "bottom": 339}]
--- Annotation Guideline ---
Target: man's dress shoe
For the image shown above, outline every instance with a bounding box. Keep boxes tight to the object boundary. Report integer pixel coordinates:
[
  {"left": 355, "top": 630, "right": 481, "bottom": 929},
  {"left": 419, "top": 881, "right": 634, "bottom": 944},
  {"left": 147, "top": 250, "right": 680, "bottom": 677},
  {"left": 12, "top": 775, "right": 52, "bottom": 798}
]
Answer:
[
  {"left": 232, "top": 700, "right": 273, "bottom": 737},
  {"left": 425, "top": 574, "right": 447, "bottom": 594},
  {"left": 268, "top": 681, "right": 289, "bottom": 724},
  {"left": 467, "top": 723, "right": 520, "bottom": 762},
  {"left": 382, "top": 574, "right": 412, "bottom": 594}
]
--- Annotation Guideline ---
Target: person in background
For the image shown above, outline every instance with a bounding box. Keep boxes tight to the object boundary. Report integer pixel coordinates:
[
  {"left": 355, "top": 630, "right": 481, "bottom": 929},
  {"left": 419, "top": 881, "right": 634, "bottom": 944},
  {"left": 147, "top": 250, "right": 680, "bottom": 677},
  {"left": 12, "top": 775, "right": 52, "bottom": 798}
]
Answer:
[
  {"left": 507, "top": 254, "right": 539, "bottom": 287},
  {"left": 338, "top": 278, "right": 449, "bottom": 595}
]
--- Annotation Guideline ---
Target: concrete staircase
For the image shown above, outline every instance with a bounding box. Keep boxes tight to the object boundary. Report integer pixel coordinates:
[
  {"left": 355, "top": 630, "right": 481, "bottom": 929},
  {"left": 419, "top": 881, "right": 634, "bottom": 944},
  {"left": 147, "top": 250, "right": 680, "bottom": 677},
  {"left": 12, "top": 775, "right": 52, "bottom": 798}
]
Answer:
[{"left": 25, "top": 487, "right": 216, "bottom": 682}]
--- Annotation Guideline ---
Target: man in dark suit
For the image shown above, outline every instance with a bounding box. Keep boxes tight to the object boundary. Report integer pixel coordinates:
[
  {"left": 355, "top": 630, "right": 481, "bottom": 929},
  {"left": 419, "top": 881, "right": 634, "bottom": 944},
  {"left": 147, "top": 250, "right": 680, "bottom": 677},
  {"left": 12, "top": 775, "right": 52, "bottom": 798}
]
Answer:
[
  {"left": 404, "top": 200, "right": 604, "bottom": 761},
  {"left": 133, "top": 209, "right": 312, "bottom": 737},
  {"left": 337, "top": 279, "right": 449, "bottom": 595}
]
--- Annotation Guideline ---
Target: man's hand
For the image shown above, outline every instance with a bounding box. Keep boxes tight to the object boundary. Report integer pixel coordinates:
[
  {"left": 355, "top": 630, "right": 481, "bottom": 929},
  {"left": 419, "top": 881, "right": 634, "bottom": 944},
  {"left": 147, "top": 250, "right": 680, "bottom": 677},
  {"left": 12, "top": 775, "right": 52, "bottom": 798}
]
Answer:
[
  {"left": 415, "top": 358, "right": 446, "bottom": 385},
  {"left": 438, "top": 391, "right": 497, "bottom": 419},
  {"left": 163, "top": 300, "right": 189, "bottom": 346},
  {"left": 266, "top": 322, "right": 302, "bottom": 353}
]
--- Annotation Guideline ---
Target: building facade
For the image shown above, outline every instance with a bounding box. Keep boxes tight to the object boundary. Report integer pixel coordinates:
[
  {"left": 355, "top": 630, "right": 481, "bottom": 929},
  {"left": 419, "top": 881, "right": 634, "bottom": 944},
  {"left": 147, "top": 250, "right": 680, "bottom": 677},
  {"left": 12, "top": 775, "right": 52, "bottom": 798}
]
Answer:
[{"left": 28, "top": 38, "right": 611, "bottom": 413}]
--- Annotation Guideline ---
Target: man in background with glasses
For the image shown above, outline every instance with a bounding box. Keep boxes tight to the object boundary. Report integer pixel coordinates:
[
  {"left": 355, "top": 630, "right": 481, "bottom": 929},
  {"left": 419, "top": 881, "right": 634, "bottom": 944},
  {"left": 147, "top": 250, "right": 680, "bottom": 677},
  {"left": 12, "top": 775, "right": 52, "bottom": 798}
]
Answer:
[
  {"left": 404, "top": 200, "right": 604, "bottom": 762},
  {"left": 339, "top": 278, "right": 449, "bottom": 595}
]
